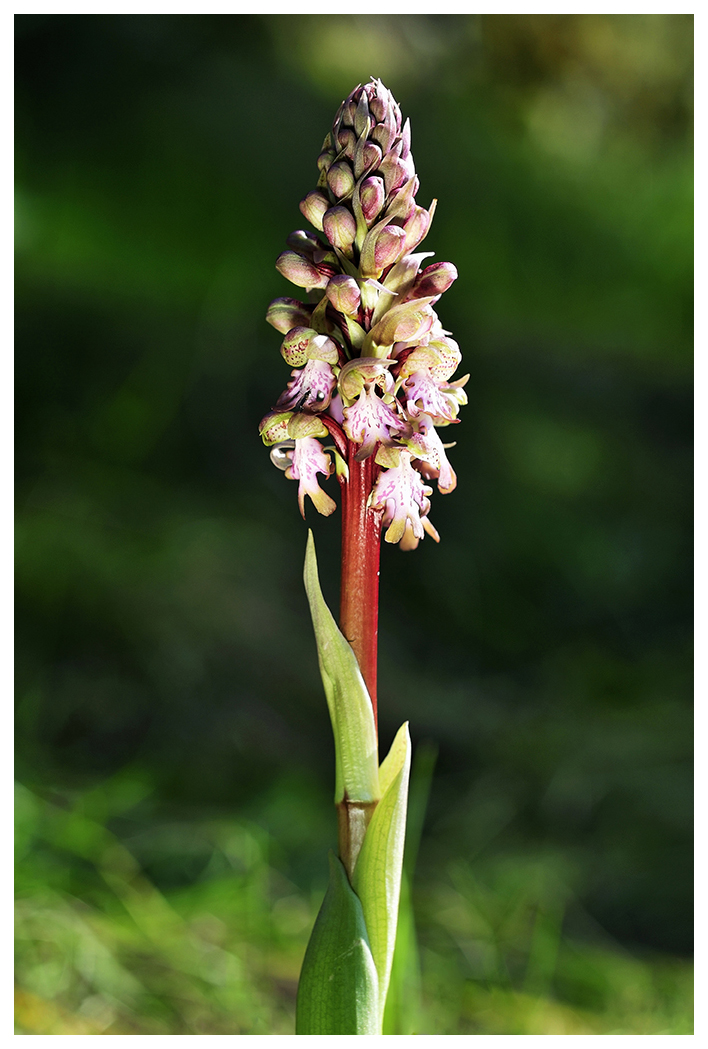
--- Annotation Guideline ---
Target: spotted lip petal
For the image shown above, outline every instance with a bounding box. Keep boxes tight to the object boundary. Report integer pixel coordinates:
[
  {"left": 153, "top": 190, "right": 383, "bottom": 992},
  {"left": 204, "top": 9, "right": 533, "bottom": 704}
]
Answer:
[
  {"left": 368, "top": 450, "right": 432, "bottom": 545},
  {"left": 276, "top": 359, "right": 337, "bottom": 412},
  {"left": 343, "top": 386, "right": 408, "bottom": 462},
  {"left": 403, "top": 369, "right": 462, "bottom": 423},
  {"left": 286, "top": 437, "right": 337, "bottom": 518},
  {"left": 405, "top": 415, "right": 457, "bottom": 494}
]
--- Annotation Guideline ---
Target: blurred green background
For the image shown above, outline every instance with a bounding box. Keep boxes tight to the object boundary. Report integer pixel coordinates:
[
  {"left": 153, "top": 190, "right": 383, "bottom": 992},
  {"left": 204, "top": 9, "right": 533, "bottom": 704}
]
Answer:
[{"left": 15, "top": 13, "right": 693, "bottom": 1035}]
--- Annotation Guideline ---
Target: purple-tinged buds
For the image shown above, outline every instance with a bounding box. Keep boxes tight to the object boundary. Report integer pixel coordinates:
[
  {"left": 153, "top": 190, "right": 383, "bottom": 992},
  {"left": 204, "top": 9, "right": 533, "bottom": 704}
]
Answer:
[
  {"left": 266, "top": 297, "right": 313, "bottom": 333},
  {"left": 379, "top": 153, "right": 410, "bottom": 196},
  {"left": 337, "top": 127, "right": 357, "bottom": 159},
  {"left": 366, "top": 297, "right": 436, "bottom": 353},
  {"left": 317, "top": 149, "right": 335, "bottom": 174},
  {"left": 402, "top": 205, "right": 432, "bottom": 254},
  {"left": 326, "top": 275, "right": 361, "bottom": 316},
  {"left": 354, "top": 91, "right": 371, "bottom": 136},
  {"left": 327, "top": 160, "right": 356, "bottom": 199},
  {"left": 400, "top": 118, "right": 412, "bottom": 158},
  {"left": 323, "top": 205, "right": 357, "bottom": 255},
  {"left": 360, "top": 176, "right": 385, "bottom": 225},
  {"left": 371, "top": 121, "right": 392, "bottom": 154},
  {"left": 276, "top": 251, "right": 331, "bottom": 290},
  {"left": 286, "top": 229, "right": 325, "bottom": 257},
  {"left": 354, "top": 139, "right": 382, "bottom": 180},
  {"left": 360, "top": 221, "right": 406, "bottom": 279},
  {"left": 374, "top": 225, "right": 407, "bottom": 272},
  {"left": 299, "top": 191, "right": 329, "bottom": 231},
  {"left": 409, "top": 262, "right": 458, "bottom": 300}
]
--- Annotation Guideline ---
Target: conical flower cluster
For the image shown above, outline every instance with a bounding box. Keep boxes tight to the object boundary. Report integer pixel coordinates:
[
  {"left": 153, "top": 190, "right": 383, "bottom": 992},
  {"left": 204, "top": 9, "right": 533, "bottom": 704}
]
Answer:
[{"left": 260, "top": 79, "right": 466, "bottom": 550}]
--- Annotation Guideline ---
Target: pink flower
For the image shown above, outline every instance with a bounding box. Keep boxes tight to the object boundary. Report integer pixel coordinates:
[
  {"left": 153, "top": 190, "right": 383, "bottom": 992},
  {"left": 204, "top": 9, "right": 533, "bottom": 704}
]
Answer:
[
  {"left": 368, "top": 450, "right": 433, "bottom": 546},
  {"left": 343, "top": 386, "right": 407, "bottom": 461},
  {"left": 405, "top": 415, "right": 457, "bottom": 494},
  {"left": 403, "top": 369, "right": 461, "bottom": 423},
  {"left": 286, "top": 437, "right": 337, "bottom": 518},
  {"left": 276, "top": 359, "right": 337, "bottom": 412}
]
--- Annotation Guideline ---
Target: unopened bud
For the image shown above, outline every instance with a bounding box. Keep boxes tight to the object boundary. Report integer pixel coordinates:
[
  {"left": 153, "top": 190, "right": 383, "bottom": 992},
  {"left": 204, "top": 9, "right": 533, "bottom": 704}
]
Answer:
[
  {"left": 317, "top": 149, "right": 334, "bottom": 174},
  {"left": 379, "top": 153, "right": 409, "bottom": 195},
  {"left": 286, "top": 229, "right": 324, "bottom": 257},
  {"left": 371, "top": 121, "right": 393, "bottom": 153},
  {"left": 359, "top": 176, "right": 385, "bottom": 225},
  {"left": 374, "top": 225, "right": 407, "bottom": 271},
  {"left": 281, "top": 326, "right": 318, "bottom": 367},
  {"left": 323, "top": 205, "right": 357, "bottom": 255},
  {"left": 326, "top": 275, "right": 361, "bottom": 316},
  {"left": 327, "top": 160, "right": 355, "bottom": 199},
  {"left": 259, "top": 410, "right": 293, "bottom": 445},
  {"left": 354, "top": 140, "right": 382, "bottom": 179},
  {"left": 354, "top": 92, "right": 370, "bottom": 136},
  {"left": 402, "top": 205, "right": 432, "bottom": 253},
  {"left": 299, "top": 191, "right": 329, "bottom": 231},
  {"left": 410, "top": 261, "right": 458, "bottom": 299},
  {"left": 266, "top": 297, "right": 312, "bottom": 333},
  {"left": 287, "top": 413, "right": 329, "bottom": 440},
  {"left": 276, "top": 250, "right": 330, "bottom": 290},
  {"left": 337, "top": 127, "right": 357, "bottom": 159}
]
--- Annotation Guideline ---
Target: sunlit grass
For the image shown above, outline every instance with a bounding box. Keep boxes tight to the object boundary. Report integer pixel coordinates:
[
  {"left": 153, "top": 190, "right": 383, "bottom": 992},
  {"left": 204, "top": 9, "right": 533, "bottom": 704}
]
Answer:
[{"left": 15, "top": 780, "right": 692, "bottom": 1035}]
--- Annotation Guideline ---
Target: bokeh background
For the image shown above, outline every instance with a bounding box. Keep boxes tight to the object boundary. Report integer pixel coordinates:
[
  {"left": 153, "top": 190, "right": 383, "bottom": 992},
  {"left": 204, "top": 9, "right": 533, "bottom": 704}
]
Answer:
[{"left": 15, "top": 13, "right": 693, "bottom": 1035}]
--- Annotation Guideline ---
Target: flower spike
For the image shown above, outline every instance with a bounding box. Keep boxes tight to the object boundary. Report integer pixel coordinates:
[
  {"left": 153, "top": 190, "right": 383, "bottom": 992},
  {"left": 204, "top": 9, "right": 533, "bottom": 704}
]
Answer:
[{"left": 260, "top": 78, "right": 464, "bottom": 545}]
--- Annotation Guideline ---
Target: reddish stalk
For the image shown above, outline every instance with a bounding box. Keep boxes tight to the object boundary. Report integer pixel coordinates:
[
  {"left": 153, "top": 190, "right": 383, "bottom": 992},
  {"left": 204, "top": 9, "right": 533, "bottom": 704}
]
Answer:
[{"left": 338, "top": 443, "right": 382, "bottom": 733}]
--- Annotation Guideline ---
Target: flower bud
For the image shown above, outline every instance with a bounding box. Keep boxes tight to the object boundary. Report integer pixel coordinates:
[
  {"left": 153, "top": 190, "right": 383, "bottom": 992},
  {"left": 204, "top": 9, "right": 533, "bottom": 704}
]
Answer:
[
  {"left": 266, "top": 297, "right": 312, "bottom": 333},
  {"left": 371, "top": 120, "right": 394, "bottom": 153},
  {"left": 281, "top": 326, "right": 318, "bottom": 367},
  {"left": 259, "top": 409, "right": 293, "bottom": 445},
  {"left": 354, "top": 139, "right": 382, "bottom": 179},
  {"left": 323, "top": 205, "right": 357, "bottom": 255},
  {"left": 317, "top": 149, "right": 334, "bottom": 174},
  {"left": 402, "top": 205, "right": 432, "bottom": 253},
  {"left": 410, "top": 262, "right": 458, "bottom": 300},
  {"left": 287, "top": 412, "right": 330, "bottom": 440},
  {"left": 327, "top": 160, "right": 355, "bottom": 199},
  {"left": 299, "top": 190, "right": 329, "bottom": 231},
  {"left": 286, "top": 229, "right": 324, "bottom": 257},
  {"left": 400, "top": 118, "right": 412, "bottom": 158},
  {"left": 337, "top": 127, "right": 357, "bottom": 159},
  {"left": 326, "top": 275, "right": 361, "bottom": 316},
  {"left": 354, "top": 91, "right": 371, "bottom": 136},
  {"left": 359, "top": 176, "right": 385, "bottom": 225},
  {"left": 379, "top": 153, "right": 409, "bottom": 195},
  {"left": 276, "top": 250, "right": 330, "bottom": 290},
  {"left": 374, "top": 225, "right": 407, "bottom": 272}
]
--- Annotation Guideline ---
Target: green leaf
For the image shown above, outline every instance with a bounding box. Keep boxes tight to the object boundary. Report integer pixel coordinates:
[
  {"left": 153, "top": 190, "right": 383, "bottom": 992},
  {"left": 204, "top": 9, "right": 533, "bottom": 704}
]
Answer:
[
  {"left": 296, "top": 852, "right": 380, "bottom": 1035},
  {"left": 303, "top": 531, "right": 380, "bottom": 805},
  {"left": 352, "top": 721, "right": 412, "bottom": 1013}
]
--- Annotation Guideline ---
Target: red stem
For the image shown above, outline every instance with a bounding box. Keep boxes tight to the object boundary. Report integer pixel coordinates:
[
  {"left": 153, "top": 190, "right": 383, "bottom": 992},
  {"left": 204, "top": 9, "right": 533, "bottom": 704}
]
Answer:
[{"left": 339, "top": 444, "right": 382, "bottom": 732}]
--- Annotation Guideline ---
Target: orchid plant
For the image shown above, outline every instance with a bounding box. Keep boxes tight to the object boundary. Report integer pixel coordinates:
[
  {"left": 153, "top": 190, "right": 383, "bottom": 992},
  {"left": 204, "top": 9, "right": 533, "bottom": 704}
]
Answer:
[{"left": 259, "top": 79, "right": 465, "bottom": 1035}]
